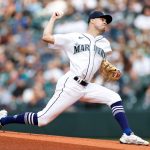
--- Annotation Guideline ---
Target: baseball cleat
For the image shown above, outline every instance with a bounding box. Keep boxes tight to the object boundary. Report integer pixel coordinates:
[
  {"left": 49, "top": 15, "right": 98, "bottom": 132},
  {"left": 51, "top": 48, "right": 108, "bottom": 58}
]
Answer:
[
  {"left": 0, "top": 109, "right": 7, "bottom": 129},
  {"left": 120, "top": 133, "right": 149, "bottom": 146}
]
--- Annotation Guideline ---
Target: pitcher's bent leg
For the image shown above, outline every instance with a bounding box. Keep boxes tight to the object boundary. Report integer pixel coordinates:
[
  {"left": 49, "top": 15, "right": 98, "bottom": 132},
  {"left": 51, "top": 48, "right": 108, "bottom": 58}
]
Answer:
[
  {"left": 0, "top": 76, "right": 84, "bottom": 127},
  {"left": 82, "top": 83, "right": 121, "bottom": 106},
  {"left": 83, "top": 83, "right": 132, "bottom": 135},
  {"left": 37, "top": 89, "right": 82, "bottom": 127}
]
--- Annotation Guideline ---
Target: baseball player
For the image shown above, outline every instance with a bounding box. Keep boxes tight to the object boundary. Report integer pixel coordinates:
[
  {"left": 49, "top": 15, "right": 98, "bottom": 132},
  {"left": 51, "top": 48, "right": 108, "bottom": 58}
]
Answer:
[{"left": 0, "top": 10, "right": 149, "bottom": 145}]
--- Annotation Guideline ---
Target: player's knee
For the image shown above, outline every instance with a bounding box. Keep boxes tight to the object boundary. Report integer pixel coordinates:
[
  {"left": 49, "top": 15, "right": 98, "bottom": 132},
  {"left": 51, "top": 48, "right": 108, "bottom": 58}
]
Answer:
[
  {"left": 108, "top": 92, "right": 122, "bottom": 106},
  {"left": 114, "top": 93, "right": 121, "bottom": 100},
  {"left": 38, "top": 119, "right": 50, "bottom": 127},
  {"left": 38, "top": 114, "right": 58, "bottom": 127}
]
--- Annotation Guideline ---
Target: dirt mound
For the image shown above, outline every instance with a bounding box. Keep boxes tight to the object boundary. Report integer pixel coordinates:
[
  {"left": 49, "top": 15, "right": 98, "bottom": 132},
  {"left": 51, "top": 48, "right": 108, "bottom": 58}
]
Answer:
[{"left": 0, "top": 131, "right": 149, "bottom": 150}]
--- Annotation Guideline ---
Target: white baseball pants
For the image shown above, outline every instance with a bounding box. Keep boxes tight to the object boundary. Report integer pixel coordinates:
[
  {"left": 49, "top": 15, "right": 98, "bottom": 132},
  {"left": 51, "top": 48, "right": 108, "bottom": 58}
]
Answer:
[{"left": 37, "top": 73, "right": 121, "bottom": 126}]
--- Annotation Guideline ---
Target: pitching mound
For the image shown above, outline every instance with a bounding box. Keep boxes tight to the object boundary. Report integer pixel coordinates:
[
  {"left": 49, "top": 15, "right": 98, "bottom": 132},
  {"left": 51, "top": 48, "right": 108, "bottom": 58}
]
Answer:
[{"left": 0, "top": 131, "right": 149, "bottom": 150}]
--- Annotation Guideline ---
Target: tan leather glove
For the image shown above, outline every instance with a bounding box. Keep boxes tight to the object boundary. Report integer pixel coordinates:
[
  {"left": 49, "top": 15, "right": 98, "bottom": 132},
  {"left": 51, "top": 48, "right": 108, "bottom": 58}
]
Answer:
[{"left": 100, "top": 59, "right": 121, "bottom": 81}]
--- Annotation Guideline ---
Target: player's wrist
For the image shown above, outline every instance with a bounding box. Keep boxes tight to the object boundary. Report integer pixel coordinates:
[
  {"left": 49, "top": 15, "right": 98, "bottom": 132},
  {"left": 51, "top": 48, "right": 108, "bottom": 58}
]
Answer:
[{"left": 50, "top": 17, "right": 57, "bottom": 22}]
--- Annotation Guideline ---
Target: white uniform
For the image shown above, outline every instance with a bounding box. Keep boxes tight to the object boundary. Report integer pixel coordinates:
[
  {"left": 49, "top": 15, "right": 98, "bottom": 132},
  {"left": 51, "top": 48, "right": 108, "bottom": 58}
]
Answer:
[{"left": 37, "top": 32, "right": 121, "bottom": 126}]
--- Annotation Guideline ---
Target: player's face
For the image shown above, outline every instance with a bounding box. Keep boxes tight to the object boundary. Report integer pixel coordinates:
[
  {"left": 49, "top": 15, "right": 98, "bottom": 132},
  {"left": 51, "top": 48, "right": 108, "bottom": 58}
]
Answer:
[{"left": 93, "top": 18, "right": 107, "bottom": 32}]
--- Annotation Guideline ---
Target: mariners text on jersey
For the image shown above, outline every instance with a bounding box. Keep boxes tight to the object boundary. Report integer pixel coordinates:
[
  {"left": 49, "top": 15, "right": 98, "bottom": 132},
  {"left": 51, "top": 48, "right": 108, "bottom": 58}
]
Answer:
[
  {"left": 74, "top": 43, "right": 106, "bottom": 58},
  {"left": 74, "top": 44, "right": 90, "bottom": 54},
  {"left": 94, "top": 45, "right": 106, "bottom": 58}
]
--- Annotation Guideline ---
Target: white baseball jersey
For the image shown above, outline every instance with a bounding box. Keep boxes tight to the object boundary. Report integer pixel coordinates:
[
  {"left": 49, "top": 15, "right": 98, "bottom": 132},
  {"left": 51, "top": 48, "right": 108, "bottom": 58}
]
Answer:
[
  {"left": 37, "top": 32, "right": 121, "bottom": 127},
  {"left": 48, "top": 32, "right": 112, "bottom": 81}
]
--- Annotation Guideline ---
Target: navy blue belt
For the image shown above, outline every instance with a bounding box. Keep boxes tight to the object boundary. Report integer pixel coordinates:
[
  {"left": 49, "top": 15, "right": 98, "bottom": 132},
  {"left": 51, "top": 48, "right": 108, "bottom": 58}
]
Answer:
[{"left": 74, "top": 76, "right": 88, "bottom": 86}]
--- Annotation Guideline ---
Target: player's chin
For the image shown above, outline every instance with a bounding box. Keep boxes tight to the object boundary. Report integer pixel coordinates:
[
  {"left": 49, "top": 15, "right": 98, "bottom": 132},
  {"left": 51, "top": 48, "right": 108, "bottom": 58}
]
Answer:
[
  {"left": 102, "top": 28, "right": 106, "bottom": 32},
  {"left": 99, "top": 28, "right": 105, "bottom": 33},
  {"left": 96, "top": 26, "right": 106, "bottom": 34},
  {"left": 101, "top": 26, "right": 106, "bottom": 31}
]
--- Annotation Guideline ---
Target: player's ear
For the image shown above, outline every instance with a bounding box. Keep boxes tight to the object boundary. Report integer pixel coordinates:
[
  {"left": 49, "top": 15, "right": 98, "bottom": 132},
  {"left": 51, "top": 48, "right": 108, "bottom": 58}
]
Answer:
[{"left": 90, "top": 19, "right": 95, "bottom": 24}]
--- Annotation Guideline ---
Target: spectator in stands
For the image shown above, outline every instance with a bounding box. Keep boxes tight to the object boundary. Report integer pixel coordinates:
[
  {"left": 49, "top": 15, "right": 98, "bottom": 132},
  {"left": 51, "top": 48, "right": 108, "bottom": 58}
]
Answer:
[{"left": 134, "top": 5, "right": 150, "bottom": 30}]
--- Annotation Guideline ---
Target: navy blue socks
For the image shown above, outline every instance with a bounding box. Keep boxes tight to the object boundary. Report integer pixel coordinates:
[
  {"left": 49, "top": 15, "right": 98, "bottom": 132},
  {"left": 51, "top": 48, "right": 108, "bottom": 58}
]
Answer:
[
  {"left": 111, "top": 101, "right": 132, "bottom": 135},
  {"left": 0, "top": 112, "right": 38, "bottom": 126}
]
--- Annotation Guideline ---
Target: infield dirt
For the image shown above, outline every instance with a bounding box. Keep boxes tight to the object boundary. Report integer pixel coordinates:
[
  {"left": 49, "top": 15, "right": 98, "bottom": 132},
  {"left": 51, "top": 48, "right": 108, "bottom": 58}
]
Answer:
[{"left": 0, "top": 131, "right": 149, "bottom": 150}]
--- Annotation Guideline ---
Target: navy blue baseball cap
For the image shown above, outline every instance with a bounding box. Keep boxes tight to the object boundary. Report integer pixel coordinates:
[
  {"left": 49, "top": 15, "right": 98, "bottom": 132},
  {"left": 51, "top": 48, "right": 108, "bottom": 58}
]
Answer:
[{"left": 88, "top": 11, "right": 112, "bottom": 24}]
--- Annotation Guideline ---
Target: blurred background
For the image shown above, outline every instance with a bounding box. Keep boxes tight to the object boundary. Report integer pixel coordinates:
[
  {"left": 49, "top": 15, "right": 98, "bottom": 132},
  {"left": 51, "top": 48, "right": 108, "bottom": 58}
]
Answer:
[{"left": 0, "top": 0, "right": 150, "bottom": 138}]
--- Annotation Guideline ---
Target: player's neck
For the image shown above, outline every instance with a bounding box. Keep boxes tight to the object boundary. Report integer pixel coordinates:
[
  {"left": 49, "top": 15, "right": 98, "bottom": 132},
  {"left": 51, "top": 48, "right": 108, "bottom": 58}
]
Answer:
[{"left": 86, "top": 28, "right": 104, "bottom": 38}]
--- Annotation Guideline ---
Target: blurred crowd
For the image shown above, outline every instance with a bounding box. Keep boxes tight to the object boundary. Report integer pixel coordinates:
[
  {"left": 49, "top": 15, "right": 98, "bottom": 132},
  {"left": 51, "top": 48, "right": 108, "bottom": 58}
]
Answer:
[{"left": 0, "top": 0, "right": 150, "bottom": 112}]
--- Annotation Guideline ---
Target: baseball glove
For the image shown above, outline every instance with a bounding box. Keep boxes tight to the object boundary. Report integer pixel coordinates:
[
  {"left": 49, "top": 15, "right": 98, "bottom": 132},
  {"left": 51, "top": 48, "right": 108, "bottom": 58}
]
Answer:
[{"left": 100, "top": 59, "right": 121, "bottom": 81}]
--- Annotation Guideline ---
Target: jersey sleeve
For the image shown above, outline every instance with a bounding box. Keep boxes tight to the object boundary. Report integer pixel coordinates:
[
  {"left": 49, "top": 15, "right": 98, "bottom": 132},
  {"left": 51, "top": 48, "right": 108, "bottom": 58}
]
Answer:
[
  {"left": 103, "top": 39, "right": 112, "bottom": 53},
  {"left": 48, "top": 33, "right": 72, "bottom": 49}
]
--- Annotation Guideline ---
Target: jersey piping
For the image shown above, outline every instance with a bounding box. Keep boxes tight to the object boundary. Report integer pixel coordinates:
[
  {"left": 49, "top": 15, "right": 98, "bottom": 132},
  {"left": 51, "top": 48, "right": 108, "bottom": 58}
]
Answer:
[
  {"left": 88, "top": 47, "right": 96, "bottom": 80},
  {"left": 88, "top": 37, "right": 104, "bottom": 80},
  {"left": 81, "top": 34, "right": 91, "bottom": 80},
  {"left": 38, "top": 77, "right": 69, "bottom": 118}
]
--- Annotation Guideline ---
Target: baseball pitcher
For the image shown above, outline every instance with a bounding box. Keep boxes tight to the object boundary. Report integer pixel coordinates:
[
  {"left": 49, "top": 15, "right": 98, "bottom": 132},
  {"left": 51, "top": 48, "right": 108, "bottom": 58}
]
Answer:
[{"left": 0, "top": 10, "right": 149, "bottom": 145}]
